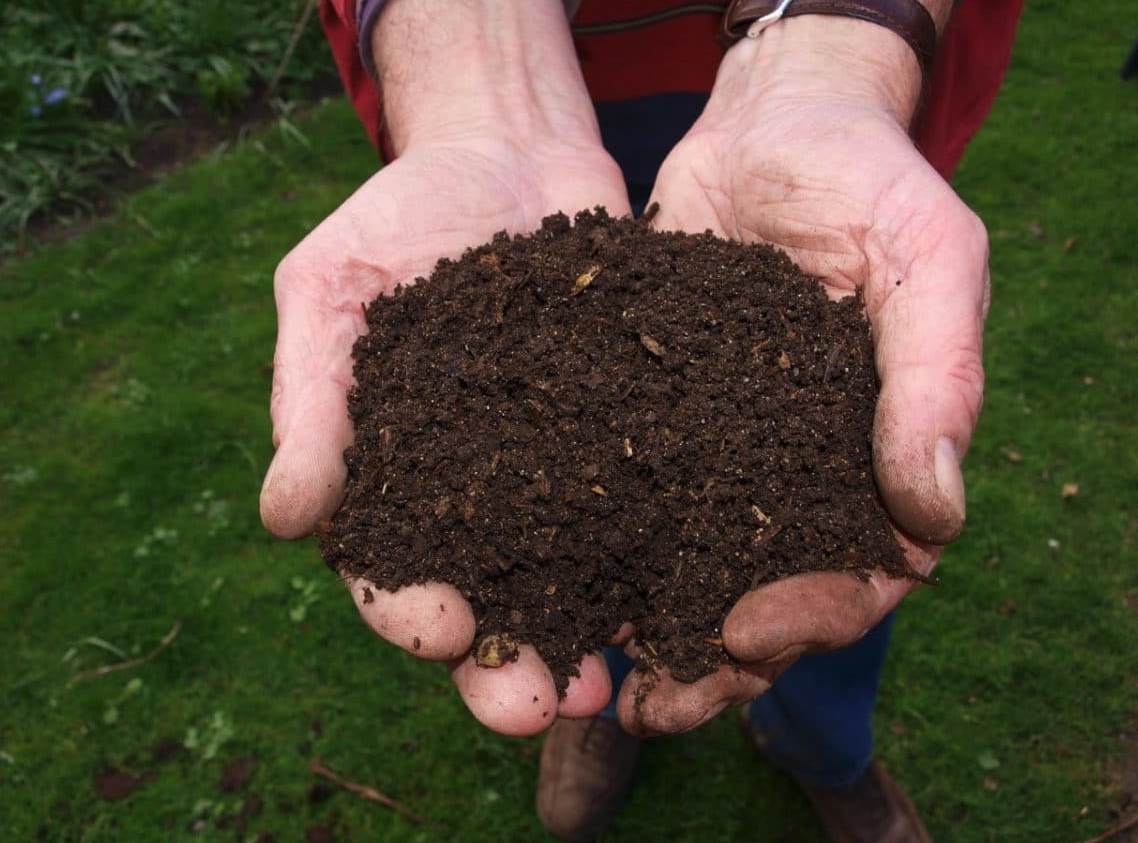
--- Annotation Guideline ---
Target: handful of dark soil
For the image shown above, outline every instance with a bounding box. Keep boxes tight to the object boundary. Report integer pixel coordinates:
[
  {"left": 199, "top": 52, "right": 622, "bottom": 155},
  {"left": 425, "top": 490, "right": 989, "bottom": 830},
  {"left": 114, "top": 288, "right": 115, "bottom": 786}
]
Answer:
[{"left": 320, "top": 208, "right": 908, "bottom": 694}]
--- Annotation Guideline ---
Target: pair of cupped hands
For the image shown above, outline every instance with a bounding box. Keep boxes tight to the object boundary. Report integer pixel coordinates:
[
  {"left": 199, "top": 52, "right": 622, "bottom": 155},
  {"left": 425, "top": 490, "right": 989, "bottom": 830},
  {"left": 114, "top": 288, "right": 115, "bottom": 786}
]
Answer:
[{"left": 259, "top": 33, "right": 988, "bottom": 738}]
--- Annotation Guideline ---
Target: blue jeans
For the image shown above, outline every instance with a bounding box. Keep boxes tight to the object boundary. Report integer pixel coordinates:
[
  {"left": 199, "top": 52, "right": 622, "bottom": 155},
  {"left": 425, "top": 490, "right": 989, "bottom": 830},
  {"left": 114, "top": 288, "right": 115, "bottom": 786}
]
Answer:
[{"left": 594, "top": 93, "right": 893, "bottom": 789}]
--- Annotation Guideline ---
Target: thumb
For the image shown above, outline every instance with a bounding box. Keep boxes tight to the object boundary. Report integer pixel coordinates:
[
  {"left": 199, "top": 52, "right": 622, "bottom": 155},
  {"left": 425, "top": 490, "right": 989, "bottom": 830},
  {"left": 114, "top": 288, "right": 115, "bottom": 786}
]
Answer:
[
  {"left": 870, "top": 201, "right": 989, "bottom": 545},
  {"left": 260, "top": 254, "right": 371, "bottom": 539}
]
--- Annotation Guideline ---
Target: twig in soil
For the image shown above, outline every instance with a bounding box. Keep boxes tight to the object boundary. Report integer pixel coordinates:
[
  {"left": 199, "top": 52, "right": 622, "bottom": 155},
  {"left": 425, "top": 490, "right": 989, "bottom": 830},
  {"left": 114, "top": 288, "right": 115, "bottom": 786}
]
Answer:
[
  {"left": 1075, "top": 813, "right": 1138, "bottom": 843},
  {"left": 66, "top": 620, "right": 182, "bottom": 688},
  {"left": 310, "top": 757, "right": 424, "bottom": 824}
]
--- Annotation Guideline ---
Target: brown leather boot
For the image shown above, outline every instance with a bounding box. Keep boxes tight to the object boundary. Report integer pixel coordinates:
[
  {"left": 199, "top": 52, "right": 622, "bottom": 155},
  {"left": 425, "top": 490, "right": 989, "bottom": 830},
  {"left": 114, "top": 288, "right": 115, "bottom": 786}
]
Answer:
[
  {"left": 742, "top": 704, "right": 933, "bottom": 843},
  {"left": 536, "top": 716, "right": 642, "bottom": 843},
  {"left": 799, "top": 760, "right": 934, "bottom": 843}
]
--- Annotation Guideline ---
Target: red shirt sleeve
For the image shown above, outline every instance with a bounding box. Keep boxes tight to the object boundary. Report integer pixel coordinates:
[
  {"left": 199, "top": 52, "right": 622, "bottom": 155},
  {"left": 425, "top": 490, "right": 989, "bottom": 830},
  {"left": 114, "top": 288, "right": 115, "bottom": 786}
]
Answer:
[
  {"left": 319, "top": 0, "right": 385, "bottom": 154},
  {"left": 912, "top": 0, "right": 1026, "bottom": 178}
]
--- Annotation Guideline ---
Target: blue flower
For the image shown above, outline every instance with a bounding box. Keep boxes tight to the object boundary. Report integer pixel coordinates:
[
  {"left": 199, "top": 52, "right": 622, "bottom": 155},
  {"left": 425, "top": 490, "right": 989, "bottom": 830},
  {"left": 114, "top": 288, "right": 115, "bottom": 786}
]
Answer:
[
  {"left": 30, "top": 73, "right": 42, "bottom": 87},
  {"left": 44, "top": 87, "right": 69, "bottom": 106}
]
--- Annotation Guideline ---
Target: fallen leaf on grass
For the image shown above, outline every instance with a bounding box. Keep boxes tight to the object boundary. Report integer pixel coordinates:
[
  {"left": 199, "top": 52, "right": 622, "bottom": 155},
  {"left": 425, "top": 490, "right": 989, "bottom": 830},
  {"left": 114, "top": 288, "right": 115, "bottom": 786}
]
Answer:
[
  {"left": 219, "top": 756, "right": 257, "bottom": 793},
  {"left": 1062, "top": 482, "right": 1080, "bottom": 499},
  {"left": 94, "top": 768, "right": 142, "bottom": 801}
]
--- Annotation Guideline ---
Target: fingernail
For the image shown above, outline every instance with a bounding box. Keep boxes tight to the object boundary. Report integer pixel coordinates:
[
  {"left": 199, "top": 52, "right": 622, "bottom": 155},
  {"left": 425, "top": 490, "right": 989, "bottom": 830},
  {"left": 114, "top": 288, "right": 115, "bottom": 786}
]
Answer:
[{"left": 934, "top": 436, "right": 966, "bottom": 534}]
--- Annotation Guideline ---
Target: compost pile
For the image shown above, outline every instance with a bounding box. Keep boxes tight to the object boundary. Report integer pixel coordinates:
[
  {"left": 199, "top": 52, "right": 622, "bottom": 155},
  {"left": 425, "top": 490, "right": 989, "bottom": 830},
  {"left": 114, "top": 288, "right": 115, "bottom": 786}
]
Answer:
[{"left": 320, "top": 208, "right": 908, "bottom": 694}]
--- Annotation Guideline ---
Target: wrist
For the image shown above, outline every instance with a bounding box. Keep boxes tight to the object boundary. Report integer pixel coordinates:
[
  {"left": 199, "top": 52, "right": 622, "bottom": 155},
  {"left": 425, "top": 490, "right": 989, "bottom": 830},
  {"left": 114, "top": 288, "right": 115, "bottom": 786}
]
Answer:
[
  {"left": 373, "top": 0, "right": 599, "bottom": 155},
  {"left": 715, "top": 3, "right": 951, "bottom": 127}
]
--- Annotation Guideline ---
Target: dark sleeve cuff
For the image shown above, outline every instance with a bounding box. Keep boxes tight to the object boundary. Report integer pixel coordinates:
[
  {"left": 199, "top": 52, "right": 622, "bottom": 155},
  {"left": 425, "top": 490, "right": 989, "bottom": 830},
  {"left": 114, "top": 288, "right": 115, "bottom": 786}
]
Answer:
[{"left": 356, "top": 0, "right": 391, "bottom": 79}]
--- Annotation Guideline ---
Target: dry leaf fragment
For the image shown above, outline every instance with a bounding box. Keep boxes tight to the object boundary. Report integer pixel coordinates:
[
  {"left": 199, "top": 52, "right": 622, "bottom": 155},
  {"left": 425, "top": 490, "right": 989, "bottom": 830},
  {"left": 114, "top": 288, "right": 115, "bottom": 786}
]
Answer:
[
  {"left": 578, "top": 463, "right": 600, "bottom": 482},
  {"left": 571, "top": 264, "right": 602, "bottom": 295},
  {"left": 639, "top": 333, "right": 665, "bottom": 358},
  {"left": 1061, "top": 482, "right": 1080, "bottom": 499},
  {"left": 751, "top": 505, "right": 772, "bottom": 525}
]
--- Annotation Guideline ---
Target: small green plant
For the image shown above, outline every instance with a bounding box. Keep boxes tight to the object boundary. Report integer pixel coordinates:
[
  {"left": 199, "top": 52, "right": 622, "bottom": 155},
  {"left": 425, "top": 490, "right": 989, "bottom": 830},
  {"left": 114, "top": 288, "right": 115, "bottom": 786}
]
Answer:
[
  {"left": 196, "top": 56, "right": 249, "bottom": 120},
  {"left": 183, "top": 711, "right": 235, "bottom": 761},
  {"left": 0, "top": 0, "right": 333, "bottom": 251},
  {"left": 288, "top": 577, "right": 322, "bottom": 623}
]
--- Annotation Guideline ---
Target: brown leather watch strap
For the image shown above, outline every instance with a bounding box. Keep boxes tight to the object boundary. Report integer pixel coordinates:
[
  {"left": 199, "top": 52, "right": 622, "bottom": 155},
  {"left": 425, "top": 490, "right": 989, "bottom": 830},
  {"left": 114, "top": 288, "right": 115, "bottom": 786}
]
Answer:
[{"left": 720, "top": 0, "right": 938, "bottom": 81}]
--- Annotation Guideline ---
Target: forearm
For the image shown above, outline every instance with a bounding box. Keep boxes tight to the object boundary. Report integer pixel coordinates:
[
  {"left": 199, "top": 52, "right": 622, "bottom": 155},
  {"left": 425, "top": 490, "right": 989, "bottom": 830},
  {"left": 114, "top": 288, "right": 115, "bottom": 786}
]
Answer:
[
  {"left": 373, "top": 0, "right": 600, "bottom": 154},
  {"left": 713, "top": 0, "right": 956, "bottom": 128}
]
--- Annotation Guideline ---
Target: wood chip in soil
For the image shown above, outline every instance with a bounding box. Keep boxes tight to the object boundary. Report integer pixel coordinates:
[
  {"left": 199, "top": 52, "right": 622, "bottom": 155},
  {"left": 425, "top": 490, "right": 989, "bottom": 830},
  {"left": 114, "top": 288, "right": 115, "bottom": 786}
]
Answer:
[{"left": 320, "top": 207, "right": 910, "bottom": 695}]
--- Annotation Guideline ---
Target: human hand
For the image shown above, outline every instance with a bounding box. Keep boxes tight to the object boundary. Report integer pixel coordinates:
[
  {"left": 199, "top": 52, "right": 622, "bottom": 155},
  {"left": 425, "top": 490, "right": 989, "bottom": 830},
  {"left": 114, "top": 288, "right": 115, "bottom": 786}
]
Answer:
[
  {"left": 260, "top": 0, "right": 632, "bottom": 736},
  {"left": 616, "top": 14, "right": 988, "bottom": 735}
]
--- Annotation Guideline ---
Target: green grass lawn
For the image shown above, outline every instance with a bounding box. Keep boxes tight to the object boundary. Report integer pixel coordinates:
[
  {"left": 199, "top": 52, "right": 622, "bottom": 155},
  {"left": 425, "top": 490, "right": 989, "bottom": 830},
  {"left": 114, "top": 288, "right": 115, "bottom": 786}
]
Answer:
[{"left": 3, "top": 2, "right": 1137, "bottom": 841}]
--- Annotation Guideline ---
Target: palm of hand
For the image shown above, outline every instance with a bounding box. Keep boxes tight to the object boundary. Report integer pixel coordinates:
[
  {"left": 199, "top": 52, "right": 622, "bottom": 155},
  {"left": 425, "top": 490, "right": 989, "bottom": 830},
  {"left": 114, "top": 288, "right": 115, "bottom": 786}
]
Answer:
[
  {"left": 654, "top": 103, "right": 963, "bottom": 291},
  {"left": 261, "top": 138, "right": 630, "bottom": 735},
  {"left": 614, "top": 102, "right": 990, "bottom": 735}
]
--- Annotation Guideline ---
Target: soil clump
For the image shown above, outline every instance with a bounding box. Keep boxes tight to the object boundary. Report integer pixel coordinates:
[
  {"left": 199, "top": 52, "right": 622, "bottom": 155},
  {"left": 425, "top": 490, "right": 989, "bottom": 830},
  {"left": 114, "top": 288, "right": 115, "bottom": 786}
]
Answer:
[{"left": 320, "top": 208, "right": 909, "bottom": 694}]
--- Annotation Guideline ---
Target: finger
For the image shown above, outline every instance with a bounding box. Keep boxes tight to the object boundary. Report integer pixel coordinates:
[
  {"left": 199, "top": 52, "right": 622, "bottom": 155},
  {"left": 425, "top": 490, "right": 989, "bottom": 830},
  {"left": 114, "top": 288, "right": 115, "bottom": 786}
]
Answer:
[
  {"left": 610, "top": 622, "right": 635, "bottom": 646},
  {"left": 870, "top": 192, "right": 989, "bottom": 544},
  {"left": 349, "top": 580, "right": 475, "bottom": 660},
  {"left": 556, "top": 652, "right": 613, "bottom": 720},
  {"left": 260, "top": 255, "right": 373, "bottom": 539},
  {"left": 259, "top": 397, "right": 353, "bottom": 539},
  {"left": 721, "top": 548, "right": 934, "bottom": 665},
  {"left": 616, "top": 662, "right": 780, "bottom": 737},
  {"left": 449, "top": 645, "right": 561, "bottom": 737},
  {"left": 352, "top": 575, "right": 609, "bottom": 729}
]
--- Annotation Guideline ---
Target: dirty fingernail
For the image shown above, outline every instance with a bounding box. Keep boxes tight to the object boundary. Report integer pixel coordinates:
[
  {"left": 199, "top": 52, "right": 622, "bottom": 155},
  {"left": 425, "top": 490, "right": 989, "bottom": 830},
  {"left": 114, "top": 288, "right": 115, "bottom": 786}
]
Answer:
[{"left": 934, "top": 436, "right": 966, "bottom": 537}]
